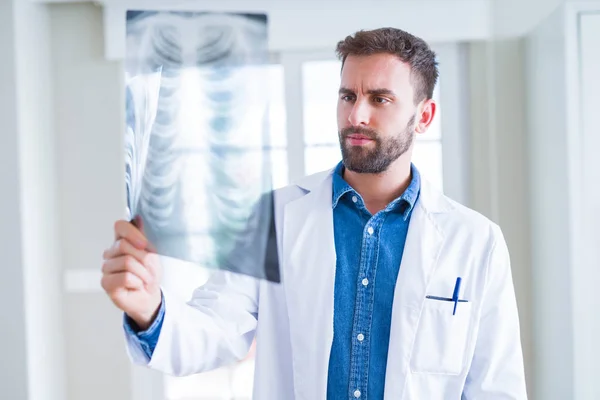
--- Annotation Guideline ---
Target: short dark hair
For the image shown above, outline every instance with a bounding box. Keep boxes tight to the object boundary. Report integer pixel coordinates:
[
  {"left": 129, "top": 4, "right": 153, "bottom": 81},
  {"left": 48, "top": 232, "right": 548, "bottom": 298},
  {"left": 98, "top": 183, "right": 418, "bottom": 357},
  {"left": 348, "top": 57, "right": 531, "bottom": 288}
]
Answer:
[{"left": 335, "top": 27, "right": 439, "bottom": 104}]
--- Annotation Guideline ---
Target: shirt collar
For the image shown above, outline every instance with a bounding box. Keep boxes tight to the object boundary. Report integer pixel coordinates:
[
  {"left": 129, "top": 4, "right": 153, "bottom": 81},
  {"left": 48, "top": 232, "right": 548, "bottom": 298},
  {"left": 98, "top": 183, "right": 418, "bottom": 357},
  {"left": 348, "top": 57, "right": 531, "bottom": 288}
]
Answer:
[
  {"left": 332, "top": 161, "right": 355, "bottom": 209},
  {"left": 331, "top": 160, "right": 421, "bottom": 220}
]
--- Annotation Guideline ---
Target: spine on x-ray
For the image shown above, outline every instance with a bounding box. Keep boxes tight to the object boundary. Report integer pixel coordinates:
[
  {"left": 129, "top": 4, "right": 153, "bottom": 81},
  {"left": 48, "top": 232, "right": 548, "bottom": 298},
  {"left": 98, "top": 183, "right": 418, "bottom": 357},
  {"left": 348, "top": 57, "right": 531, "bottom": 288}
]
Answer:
[
  {"left": 136, "top": 23, "right": 183, "bottom": 230},
  {"left": 199, "top": 16, "right": 271, "bottom": 265}
]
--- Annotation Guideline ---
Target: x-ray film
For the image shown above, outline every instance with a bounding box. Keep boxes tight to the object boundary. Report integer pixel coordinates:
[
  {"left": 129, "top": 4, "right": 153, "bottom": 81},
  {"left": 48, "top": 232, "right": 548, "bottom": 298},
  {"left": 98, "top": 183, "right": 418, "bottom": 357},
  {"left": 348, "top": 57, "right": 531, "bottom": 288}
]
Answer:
[{"left": 124, "top": 10, "right": 280, "bottom": 282}]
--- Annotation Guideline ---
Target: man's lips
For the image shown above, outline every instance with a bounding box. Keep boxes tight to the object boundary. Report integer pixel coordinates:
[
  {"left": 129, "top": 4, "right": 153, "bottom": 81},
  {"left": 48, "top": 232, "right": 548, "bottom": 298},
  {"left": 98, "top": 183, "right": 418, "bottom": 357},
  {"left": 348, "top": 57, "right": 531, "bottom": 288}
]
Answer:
[
  {"left": 346, "top": 134, "right": 374, "bottom": 145},
  {"left": 347, "top": 134, "right": 372, "bottom": 140}
]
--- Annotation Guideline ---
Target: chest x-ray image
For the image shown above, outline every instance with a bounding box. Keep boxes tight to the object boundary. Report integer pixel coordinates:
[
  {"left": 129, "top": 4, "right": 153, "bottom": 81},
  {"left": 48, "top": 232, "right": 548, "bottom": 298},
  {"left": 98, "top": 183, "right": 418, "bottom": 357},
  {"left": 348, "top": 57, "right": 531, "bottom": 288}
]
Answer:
[{"left": 124, "top": 10, "right": 279, "bottom": 282}]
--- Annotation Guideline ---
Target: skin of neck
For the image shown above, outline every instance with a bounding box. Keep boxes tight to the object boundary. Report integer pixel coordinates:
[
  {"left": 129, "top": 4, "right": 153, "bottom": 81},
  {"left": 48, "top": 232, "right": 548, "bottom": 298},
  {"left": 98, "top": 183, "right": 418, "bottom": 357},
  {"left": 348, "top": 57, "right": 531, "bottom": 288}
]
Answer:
[{"left": 341, "top": 147, "right": 414, "bottom": 214}]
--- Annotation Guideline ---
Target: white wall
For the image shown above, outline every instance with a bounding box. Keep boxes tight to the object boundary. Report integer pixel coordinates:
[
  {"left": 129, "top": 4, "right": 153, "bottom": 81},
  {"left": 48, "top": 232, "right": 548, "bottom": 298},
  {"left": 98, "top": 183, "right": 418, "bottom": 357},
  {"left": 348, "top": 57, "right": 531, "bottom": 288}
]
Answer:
[
  {"left": 525, "top": 10, "right": 573, "bottom": 399},
  {"left": 0, "top": 1, "right": 29, "bottom": 397},
  {"left": 489, "top": 38, "right": 534, "bottom": 398},
  {"left": 467, "top": 39, "right": 534, "bottom": 398},
  {"left": 0, "top": 1, "right": 67, "bottom": 399},
  {"left": 468, "top": 1, "right": 541, "bottom": 393},
  {"left": 492, "top": 0, "right": 565, "bottom": 37},
  {"left": 466, "top": 2, "right": 585, "bottom": 398},
  {"left": 578, "top": 12, "right": 600, "bottom": 400},
  {"left": 525, "top": 4, "right": 600, "bottom": 399},
  {"left": 488, "top": 2, "right": 600, "bottom": 399},
  {"left": 48, "top": 3, "right": 135, "bottom": 400},
  {"left": 15, "top": 1, "right": 67, "bottom": 399}
]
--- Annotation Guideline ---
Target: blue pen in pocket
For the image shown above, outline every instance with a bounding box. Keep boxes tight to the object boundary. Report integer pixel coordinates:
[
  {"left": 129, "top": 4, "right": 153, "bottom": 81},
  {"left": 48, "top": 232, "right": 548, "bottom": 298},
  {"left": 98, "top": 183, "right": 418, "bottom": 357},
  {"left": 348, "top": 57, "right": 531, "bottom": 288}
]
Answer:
[
  {"left": 452, "top": 277, "right": 462, "bottom": 316},
  {"left": 425, "top": 276, "right": 468, "bottom": 315}
]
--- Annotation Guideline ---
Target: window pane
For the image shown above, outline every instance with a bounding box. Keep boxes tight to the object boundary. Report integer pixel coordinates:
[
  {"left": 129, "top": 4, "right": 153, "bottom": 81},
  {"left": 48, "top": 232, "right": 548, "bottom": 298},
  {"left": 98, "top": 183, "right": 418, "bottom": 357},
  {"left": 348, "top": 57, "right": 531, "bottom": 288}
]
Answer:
[
  {"left": 412, "top": 140, "right": 443, "bottom": 191},
  {"left": 305, "top": 145, "right": 342, "bottom": 175},
  {"left": 270, "top": 148, "right": 289, "bottom": 189},
  {"left": 302, "top": 60, "right": 342, "bottom": 146},
  {"left": 268, "top": 64, "right": 288, "bottom": 148}
]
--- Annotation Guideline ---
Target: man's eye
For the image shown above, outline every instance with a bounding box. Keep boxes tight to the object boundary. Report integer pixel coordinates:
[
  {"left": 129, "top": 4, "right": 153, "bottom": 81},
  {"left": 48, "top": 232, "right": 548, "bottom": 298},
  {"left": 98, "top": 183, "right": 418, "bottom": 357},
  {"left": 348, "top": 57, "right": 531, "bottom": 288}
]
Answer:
[
  {"left": 374, "top": 97, "right": 389, "bottom": 104},
  {"left": 341, "top": 95, "right": 355, "bottom": 102}
]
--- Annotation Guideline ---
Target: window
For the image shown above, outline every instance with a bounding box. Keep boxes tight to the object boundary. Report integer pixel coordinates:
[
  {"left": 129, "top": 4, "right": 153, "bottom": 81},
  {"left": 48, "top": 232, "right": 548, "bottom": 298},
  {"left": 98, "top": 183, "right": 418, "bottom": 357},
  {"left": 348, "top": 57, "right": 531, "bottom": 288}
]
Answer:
[{"left": 302, "top": 60, "right": 343, "bottom": 175}]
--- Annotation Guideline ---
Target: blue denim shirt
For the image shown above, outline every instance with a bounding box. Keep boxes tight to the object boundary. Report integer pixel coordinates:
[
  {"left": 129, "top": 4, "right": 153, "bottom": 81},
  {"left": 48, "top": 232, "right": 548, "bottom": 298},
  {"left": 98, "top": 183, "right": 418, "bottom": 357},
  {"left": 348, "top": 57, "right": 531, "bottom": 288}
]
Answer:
[
  {"left": 124, "top": 161, "right": 421, "bottom": 400},
  {"left": 326, "top": 161, "right": 420, "bottom": 400},
  {"left": 123, "top": 291, "right": 165, "bottom": 358}
]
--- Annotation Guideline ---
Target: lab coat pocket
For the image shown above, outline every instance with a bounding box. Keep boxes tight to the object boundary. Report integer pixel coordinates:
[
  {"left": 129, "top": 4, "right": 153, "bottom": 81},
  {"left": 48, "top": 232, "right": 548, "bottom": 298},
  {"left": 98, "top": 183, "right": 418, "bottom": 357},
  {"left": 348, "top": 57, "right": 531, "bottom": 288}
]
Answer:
[{"left": 410, "top": 298, "right": 473, "bottom": 375}]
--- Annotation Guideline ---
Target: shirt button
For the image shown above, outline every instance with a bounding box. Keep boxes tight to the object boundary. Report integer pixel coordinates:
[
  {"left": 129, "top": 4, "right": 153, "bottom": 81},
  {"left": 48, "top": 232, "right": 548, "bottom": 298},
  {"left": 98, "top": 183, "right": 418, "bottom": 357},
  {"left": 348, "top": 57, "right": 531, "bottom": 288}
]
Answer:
[
  {"left": 354, "top": 389, "right": 361, "bottom": 398},
  {"left": 352, "top": 195, "right": 358, "bottom": 203},
  {"left": 362, "top": 278, "right": 369, "bottom": 286},
  {"left": 357, "top": 333, "right": 364, "bottom": 342},
  {"left": 367, "top": 226, "right": 374, "bottom": 235}
]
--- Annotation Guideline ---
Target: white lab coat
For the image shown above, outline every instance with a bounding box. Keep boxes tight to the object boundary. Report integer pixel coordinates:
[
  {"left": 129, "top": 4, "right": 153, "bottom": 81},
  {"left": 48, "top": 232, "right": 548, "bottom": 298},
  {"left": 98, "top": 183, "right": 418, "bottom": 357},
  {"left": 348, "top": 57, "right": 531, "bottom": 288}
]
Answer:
[{"left": 125, "top": 168, "right": 528, "bottom": 399}]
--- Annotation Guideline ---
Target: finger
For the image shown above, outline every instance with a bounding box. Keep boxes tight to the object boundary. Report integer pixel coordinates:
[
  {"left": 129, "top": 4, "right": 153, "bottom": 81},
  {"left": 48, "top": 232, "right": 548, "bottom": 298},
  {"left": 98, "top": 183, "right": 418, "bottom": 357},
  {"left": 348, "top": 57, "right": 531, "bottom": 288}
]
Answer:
[
  {"left": 102, "top": 240, "right": 160, "bottom": 282},
  {"left": 102, "top": 256, "right": 153, "bottom": 286},
  {"left": 114, "top": 219, "right": 147, "bottom": 249},
  {"left": 101, "top": 271, "right": 144, "bottom": 292},
  {"left": 140, "top": 251, "right": 161, "bottom": 280},
  {"left": 103, "top": 238, "right": 147, "bottom": 263}
]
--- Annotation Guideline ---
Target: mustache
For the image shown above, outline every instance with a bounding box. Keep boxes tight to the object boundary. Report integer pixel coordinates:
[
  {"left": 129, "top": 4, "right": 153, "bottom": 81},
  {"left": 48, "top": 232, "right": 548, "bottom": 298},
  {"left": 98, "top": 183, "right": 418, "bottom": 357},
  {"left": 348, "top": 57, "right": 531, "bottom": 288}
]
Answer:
[{"left": 340, "top": 126, "right": 379, "bottom": 140}]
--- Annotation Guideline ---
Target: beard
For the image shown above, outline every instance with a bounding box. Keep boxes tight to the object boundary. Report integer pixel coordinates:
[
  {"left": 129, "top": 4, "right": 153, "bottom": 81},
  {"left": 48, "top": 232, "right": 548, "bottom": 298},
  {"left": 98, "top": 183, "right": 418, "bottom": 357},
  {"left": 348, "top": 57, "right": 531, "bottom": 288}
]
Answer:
[{"left": 338, "top": 114, "right": 416, "bottom": 174}]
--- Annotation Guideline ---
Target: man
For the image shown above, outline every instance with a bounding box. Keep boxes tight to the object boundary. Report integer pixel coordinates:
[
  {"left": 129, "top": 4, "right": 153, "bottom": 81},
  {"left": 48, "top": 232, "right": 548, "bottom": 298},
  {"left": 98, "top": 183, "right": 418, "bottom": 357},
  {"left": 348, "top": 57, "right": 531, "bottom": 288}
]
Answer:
[{"left": 102, "top": 28, "right": 528, "bottom": 399}]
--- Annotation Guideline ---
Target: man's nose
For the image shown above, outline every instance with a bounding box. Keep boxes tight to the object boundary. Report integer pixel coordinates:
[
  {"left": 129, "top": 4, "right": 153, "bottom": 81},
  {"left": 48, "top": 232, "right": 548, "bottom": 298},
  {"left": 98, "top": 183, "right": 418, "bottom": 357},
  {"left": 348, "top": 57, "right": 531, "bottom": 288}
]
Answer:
[{"left": 347, "top": 100, "right": 370, "bottom": 126}]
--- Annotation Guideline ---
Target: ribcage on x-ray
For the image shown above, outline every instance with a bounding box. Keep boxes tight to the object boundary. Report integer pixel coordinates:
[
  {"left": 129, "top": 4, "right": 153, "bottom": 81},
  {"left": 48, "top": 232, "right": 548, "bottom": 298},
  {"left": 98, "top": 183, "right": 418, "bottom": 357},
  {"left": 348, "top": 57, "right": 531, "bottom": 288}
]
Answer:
[{"left": 124, "top": 11, "right": 274, "bottom": 279}]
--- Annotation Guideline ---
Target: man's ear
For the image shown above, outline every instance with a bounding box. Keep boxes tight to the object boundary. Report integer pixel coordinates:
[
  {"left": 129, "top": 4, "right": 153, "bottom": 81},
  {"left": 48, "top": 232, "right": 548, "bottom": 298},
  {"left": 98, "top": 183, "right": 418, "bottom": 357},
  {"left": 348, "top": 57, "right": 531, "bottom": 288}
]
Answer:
[{"left": 415, "top": 99, "right": 436, "bottom": 134}]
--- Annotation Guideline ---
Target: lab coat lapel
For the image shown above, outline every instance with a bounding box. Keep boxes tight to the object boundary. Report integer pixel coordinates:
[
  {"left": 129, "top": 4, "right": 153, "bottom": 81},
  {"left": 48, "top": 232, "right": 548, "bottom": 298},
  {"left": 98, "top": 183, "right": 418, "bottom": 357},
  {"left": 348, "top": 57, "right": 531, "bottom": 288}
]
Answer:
[
  {"left": 383, "top": 179, "right": 452, "bottom": 399},
  {"left": 283, "top": 172, "right": 336, "bottom": 400}
]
